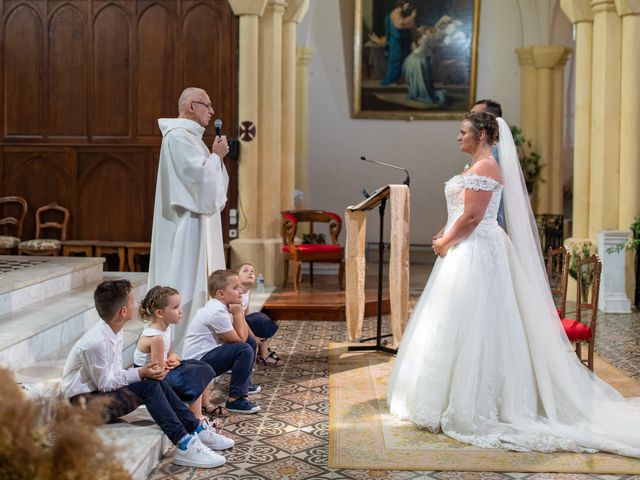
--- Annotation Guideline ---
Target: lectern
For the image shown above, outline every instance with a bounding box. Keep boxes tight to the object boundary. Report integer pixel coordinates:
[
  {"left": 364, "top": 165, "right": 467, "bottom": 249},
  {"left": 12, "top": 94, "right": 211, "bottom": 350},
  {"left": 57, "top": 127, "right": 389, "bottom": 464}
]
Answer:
[{"left": 345, "top": 184, "right": 410, "bottom": 354}]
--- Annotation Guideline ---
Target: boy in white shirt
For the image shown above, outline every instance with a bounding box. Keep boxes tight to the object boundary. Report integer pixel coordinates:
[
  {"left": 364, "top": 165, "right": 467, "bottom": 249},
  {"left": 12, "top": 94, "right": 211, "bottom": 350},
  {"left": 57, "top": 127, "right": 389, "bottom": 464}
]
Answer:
[
  {"left": 62, "top": 279, "right": 233, "bottom": 468},
  {"left": 182, "top": 270, "right": 260, "bottom": 414},
  {"left": 236, "top": 262, "right": 280, "bottom": 366}
]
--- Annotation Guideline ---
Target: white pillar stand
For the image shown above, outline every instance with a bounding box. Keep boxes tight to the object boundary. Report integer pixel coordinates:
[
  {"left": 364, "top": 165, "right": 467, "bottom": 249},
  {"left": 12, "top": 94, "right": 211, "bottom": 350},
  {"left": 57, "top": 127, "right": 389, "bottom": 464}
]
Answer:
[{"left": 598, "top": 230, "right": 632, "bottom": 313}]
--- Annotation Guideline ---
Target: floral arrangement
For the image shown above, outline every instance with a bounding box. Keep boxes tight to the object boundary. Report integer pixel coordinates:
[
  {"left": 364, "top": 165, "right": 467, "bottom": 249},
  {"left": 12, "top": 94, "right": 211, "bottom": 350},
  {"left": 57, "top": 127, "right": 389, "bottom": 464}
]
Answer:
[
  {"left": 564, "top": 238, "right": 598, "bottom": 300},
  {"left": 0, "top": 368, "right": 129, "bottom": 480},
  {"left": 510, "top": 126, "right": 543, "bottom": 193},
  {"left": 606, "top": 215, "right": 640, "bottom": 254},
  {"left": 564, "top": 238, "right": 597, "bottom": 280},
  {"left": 302, "top": 233, "right": 326, "bottom": 244}
]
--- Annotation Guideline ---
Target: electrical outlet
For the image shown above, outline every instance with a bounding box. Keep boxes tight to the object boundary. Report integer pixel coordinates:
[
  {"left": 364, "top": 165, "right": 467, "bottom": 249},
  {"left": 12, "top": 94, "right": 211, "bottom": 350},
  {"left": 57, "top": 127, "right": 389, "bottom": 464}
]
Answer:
[{"left": 229, "top": 228, "right": 238, "bottom": 239}]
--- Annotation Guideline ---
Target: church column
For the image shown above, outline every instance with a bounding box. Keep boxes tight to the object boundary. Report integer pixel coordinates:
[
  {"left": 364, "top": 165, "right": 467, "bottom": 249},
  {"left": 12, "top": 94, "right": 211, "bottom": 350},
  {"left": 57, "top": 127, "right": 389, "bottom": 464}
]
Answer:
[
  {"left": 588, "top": 0, "right": 622, "bottom": 238},
  {"left": 228, "top": 0, "right": 268, "bottom": 272},
  {"left": 550, "top": 50, "right": 572, "bottom": 215},
  {"left": 295, "top": 46, "right": 314, "bottom": 209},
  {"left": 531, "top": 46, "right": 571, "bottom": 214},
  {"left": 615, "top": 0, "right": 640, "bottom": 230},
  {"left": 560, "top": 0, "right": 594, "bottom": 238},
  {"left": 257, "top": 0, "right": 287, "bottom": 285},
  {"left": 281, "top": 0, "right": 309, "bottom": 212},
  {"left": 516, "top": 47, "right": 538, "bottom": 148}
]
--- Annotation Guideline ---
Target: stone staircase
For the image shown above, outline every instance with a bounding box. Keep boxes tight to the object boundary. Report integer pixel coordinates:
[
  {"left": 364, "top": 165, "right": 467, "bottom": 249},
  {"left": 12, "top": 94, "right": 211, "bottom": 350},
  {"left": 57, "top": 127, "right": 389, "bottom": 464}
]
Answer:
[{"left": 0, "top": 255, "right": 167, "bottom": 479}]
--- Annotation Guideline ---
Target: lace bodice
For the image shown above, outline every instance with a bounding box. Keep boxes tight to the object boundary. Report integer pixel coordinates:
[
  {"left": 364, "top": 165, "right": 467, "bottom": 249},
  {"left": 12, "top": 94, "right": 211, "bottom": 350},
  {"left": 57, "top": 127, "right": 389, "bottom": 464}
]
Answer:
[{"left": 444, "top": 174, "right": 502, "bottom": 227}]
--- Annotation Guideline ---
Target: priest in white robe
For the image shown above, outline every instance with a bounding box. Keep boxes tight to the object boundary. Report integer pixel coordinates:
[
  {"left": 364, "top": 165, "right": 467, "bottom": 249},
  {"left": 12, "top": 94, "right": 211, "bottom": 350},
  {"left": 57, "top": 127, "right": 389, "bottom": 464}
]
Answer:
[{"left": 148, "top": 87, "right": 230, "bottom": 352}]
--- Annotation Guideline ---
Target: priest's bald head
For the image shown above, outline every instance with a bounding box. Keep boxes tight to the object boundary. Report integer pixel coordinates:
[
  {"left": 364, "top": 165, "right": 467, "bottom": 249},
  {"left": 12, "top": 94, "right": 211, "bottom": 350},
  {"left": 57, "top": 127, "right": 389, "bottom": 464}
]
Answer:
[{"left": 178, "top": 87, "right": 214, "bottom": 127}]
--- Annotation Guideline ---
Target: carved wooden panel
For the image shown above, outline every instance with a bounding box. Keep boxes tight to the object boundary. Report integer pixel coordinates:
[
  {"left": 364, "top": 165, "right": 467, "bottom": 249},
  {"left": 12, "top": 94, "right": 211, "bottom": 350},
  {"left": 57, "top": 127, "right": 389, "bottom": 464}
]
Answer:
[
  {"left": 4, "top": 4, "right": 43, "bottom": 138},
  {"left": 93, "top": 4, "right": 131, "bottom": 137},
  {"left": 77, "top": 151, "right": 146, "bottom": 240},
  {"left": 137, "top": 4, "right": 177, "bottom": 138},
  {"left": 49, "top": 4, "right": 87, "bottom": 137},
  {"left": 0, "top": 0, "right": 238, "bottom": 244}
]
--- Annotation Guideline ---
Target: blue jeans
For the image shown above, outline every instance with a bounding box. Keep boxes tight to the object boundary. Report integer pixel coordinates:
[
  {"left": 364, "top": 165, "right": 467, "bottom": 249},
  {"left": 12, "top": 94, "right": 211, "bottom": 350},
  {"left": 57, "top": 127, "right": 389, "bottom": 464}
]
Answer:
[
  {"left": 70, "top": 379, "right": 199, "bottom": 445},
  {"left": 246, "top": 312, "right": 278, "bottom": 340},
  {"left": 201, "top": 342, "right": 254, "bottom": 398}
]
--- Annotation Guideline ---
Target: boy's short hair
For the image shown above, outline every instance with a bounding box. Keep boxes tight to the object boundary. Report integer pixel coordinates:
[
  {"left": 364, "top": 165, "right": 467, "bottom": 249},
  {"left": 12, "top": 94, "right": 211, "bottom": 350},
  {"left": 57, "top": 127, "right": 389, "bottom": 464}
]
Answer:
[
  {"left": 94, "top": 279, "right": 132, "bottom": 321},
  {"left": 236, "top": 262, "right": 254, "bottom": 273},
  {"left": 207, "top": 269, "right": 237, "bottom": 297}
]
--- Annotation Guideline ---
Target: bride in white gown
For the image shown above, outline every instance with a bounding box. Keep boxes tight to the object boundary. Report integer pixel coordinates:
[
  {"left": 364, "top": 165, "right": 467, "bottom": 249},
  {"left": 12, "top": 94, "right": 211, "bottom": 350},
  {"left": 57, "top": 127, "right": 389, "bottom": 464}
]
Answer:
[{"left": 386, "top": 112, "right": 640, "bottom": 457}]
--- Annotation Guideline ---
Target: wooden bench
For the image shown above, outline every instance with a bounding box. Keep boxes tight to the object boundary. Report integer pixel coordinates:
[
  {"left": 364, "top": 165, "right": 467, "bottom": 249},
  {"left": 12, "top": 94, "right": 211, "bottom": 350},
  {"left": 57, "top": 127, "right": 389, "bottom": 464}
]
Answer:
[
  {"left": 61, "top": 240, "right": 151, "bottom": 272},
  {"left": 126, "top": 241, "right": 151, "bottom": 272},
  {"left": 62, "top": 240, "right": 96, "bottom": 257}
]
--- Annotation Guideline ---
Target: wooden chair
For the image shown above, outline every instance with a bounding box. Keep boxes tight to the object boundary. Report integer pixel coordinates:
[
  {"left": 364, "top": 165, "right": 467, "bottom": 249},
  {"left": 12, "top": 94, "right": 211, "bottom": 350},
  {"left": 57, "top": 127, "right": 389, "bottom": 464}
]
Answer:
[
  {"left": 18, "top": 203, "right": 70, "bottom": 256},
  {"left": 0, "top": 196, "right": 28, "bottom": 254},
  {"left": 559, "top": 254, "right": 602, "bottom": 371},
  {"left": 535, "top": 214, "right": 564, "bottom": 259},
  {"left": 281, "top": 210, "right": 345, "bottom": 293},
  {"left": 546, "top": 245, "right": 570, "bottom": 318}
]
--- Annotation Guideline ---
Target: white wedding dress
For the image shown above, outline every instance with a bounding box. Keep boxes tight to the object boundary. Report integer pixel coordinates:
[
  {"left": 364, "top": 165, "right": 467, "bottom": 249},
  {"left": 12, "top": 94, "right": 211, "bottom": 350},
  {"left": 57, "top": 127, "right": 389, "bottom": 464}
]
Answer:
[{"left": 387, "top": 120, "right": 640, "bottom": 458}]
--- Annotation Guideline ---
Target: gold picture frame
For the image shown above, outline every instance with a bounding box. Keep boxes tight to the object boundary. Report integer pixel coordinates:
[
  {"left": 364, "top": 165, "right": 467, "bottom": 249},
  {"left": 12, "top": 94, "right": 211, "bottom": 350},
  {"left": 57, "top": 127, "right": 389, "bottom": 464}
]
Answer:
[{"left": 353, "top": 0, "right": 480, "bottom": 119}]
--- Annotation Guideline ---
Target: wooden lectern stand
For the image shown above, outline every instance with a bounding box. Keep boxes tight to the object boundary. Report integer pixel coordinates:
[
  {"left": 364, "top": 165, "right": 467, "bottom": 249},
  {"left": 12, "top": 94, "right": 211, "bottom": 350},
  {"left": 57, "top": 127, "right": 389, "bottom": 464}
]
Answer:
[{"left": 345, "top": 185, "right": 410, "bottom": 354}]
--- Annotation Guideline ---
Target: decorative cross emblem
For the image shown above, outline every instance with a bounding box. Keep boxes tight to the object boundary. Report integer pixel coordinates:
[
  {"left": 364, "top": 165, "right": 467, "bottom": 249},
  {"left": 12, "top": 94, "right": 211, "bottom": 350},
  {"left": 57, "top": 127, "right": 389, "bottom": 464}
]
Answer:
[{"left": 239, "top": 121, "right": 256, "bottom": 142}]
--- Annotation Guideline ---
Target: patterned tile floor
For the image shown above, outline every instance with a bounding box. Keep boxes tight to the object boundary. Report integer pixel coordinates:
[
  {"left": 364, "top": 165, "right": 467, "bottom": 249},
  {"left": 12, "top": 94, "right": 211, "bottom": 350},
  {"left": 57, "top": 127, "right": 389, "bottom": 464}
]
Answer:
[
  {"left": 149, "top": 272, "right": 640, "bottom": 479},
  {"left": 0, "top": 258, "right": 43, "bottom": 273}
]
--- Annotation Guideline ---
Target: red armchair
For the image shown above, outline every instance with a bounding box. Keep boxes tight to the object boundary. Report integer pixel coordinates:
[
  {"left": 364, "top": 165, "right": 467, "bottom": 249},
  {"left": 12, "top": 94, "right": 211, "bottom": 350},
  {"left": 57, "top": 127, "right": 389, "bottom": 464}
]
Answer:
[{"left": 281, "top": 210, "right": 345, "bottom": 293}]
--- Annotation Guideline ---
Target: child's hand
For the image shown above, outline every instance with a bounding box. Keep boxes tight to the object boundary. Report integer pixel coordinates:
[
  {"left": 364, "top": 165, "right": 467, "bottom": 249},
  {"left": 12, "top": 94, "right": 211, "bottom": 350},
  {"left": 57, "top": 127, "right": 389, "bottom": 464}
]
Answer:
[
  {"left": 166, "top": 353, "right": 180, "bottom": 369},
  {"left": 228, "top": 304, "right": 244, "bottom": 316},
  {"left": 139, "top": 361, "right": 167, "bottom": 381}
]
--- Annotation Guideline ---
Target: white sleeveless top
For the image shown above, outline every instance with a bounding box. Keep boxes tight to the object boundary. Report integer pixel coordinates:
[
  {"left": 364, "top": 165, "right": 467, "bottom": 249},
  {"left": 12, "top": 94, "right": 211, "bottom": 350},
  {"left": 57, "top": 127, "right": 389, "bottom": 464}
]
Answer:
[{"left": 133, "top": 326, "right": 171, "bottom": 366}]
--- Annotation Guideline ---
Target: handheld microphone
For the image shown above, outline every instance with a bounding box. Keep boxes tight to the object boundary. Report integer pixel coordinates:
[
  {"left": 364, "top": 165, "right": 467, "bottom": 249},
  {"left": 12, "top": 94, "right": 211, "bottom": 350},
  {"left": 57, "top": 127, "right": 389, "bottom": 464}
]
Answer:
[
  {"left": 214, "top": 119, "right": 222, "bottom": 137},
  {"left": 360, "top": 156, "right": 410, "bottom": 187}
]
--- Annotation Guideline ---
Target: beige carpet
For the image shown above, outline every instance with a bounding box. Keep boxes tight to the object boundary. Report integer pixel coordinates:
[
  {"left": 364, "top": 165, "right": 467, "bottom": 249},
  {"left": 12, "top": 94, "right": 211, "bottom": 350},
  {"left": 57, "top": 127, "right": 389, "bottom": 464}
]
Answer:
[{"left": 329, "top": 343, "right": 640, "bottom": 473}]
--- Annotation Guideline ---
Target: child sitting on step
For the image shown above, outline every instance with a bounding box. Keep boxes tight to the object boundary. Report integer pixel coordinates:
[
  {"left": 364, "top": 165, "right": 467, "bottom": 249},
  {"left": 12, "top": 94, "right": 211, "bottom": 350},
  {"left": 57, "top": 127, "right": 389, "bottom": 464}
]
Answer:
[
  {"left": 236, "top": 263, "right": 281, "bottom": 366},
  {"left": 62, "top": 279, "right": 233, "bottom": 469},
  {"left": 182, "top": 270, "right": 261, "bottom": 414},
  {"left": 134, "top": 285, "right": 225, "bottom": 422}
]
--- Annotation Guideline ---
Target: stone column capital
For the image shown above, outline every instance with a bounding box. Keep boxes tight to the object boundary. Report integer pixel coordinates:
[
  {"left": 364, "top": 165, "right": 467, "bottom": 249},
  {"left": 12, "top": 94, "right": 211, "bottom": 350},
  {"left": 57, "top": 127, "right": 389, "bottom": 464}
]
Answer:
[
  {"left": 591, "top": 0, "right": 617, "bottom": 14},
  {"left": 516, "top": 46, "right": 534, "bottom": 66},
  {"left": 284, "top": 0, "right": 310, "bottom": 23},
  {"left": 296, "top": 46, "right": 315, "bottom": 65},
  {"left": 561, "top": 0, "right": 594, "bottom": 23},
  {"left": 265, "top": 0, "right": 287, "bottom": 16},
  {"left": 228, "top": 0, "right": 268, "bottom": 17},
  {"left": 615, "top": 0, "right": 640, "bottom": 16},
  {"left": 531, "top": 45, "right": 572, "bottom": 68}
]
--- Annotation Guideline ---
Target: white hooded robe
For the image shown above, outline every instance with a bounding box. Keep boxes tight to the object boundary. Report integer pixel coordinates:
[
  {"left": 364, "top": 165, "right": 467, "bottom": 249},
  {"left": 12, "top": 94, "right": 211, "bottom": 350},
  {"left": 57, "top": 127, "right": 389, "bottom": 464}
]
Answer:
[{"left": 148, "top": 118, "right": 229, "bottom": 353}]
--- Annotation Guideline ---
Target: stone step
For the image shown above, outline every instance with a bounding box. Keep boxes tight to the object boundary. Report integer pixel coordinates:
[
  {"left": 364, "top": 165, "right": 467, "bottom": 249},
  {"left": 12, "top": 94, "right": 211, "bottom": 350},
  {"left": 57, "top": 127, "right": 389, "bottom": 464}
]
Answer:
[
  {"left": 0, "top": 256, "right": 105, "bottom": 316},
  {"left": 99, "top": 410, "right": 169, "bottom": 480},
  {"left": 0, "top": 272, "right": 147, "bottom": 371}
]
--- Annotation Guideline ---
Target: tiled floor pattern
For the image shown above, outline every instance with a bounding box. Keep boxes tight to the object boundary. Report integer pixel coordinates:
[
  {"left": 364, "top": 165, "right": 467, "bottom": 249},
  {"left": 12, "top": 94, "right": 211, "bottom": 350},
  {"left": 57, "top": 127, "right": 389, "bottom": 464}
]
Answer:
[
  {"left": 148, "top": 306, "right": 640, "bottom": 480},
  {"left": 0, "top": 258, "right": 43, "bottom": 273}
]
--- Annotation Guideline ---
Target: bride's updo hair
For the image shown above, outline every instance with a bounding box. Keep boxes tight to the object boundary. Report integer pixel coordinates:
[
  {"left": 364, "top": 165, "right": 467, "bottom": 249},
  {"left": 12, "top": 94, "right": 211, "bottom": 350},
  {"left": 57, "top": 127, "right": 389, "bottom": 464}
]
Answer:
[{"left": 464, "top": 111, "right": 499, "bottom": 145}]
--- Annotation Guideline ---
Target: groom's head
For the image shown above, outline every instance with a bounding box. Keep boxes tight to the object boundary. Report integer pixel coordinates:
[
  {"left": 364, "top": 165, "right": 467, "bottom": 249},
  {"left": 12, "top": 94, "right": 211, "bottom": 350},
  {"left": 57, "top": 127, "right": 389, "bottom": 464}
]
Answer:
[{"left": 471, "top": 99, "right": 502, "bottom": 118}]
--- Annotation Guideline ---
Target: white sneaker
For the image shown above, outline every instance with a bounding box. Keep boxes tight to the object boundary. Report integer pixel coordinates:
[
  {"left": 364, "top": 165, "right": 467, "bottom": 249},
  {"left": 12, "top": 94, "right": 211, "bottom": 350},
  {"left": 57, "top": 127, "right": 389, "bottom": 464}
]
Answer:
[
  {"left": 173, "top": 435, "right": 226, "bottom": 468},
  {"left": 198, "top": 420, "right": 235, "bottom": 450}
]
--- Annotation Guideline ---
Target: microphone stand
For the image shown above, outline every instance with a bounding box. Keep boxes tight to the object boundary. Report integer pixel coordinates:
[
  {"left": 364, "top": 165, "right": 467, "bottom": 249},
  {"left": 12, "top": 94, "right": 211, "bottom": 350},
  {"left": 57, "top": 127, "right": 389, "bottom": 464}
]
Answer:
[
  {"left": 348, "top": 157, "right": 410, "bottom": 355},
  {"left": 360, "top": 156, "right": 410, "bottom": 187}
]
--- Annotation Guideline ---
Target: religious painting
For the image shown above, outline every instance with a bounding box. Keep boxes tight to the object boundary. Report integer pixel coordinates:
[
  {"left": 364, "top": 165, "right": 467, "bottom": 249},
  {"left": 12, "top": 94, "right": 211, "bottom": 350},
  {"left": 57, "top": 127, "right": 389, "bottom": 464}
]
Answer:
[{"left": 353, "top": 0, "right": 480, "bottom": 119}]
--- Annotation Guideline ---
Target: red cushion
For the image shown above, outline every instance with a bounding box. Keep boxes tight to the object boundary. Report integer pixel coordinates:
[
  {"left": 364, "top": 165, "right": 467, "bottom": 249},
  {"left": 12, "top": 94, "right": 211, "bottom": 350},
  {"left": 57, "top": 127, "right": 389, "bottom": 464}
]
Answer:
[
  {"left": 282, "top": 212, "right": 299, "bottom": 224},
  {"left": 281, "top": 244, "right": 343, "bottom": 254},
  {"left": 321, "top": 210, "right": 342, "bottom": 224},
  {"left": 561, "top": 318, "right": 592, "bottom": 342}
]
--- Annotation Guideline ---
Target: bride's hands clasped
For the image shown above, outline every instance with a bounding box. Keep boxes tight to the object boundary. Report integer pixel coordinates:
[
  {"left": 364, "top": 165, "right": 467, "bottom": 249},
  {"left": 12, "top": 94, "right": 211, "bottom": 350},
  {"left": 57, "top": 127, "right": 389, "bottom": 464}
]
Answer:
[{"left": 432, "top": 237, "right": 449, "bottom": 257}]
